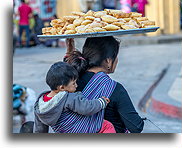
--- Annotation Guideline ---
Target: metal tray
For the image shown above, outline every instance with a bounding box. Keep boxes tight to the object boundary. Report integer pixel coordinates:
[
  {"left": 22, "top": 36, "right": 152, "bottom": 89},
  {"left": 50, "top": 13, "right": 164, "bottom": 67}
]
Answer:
[{"left": 37, "top": 27, "right": 159, "bottom": 39}]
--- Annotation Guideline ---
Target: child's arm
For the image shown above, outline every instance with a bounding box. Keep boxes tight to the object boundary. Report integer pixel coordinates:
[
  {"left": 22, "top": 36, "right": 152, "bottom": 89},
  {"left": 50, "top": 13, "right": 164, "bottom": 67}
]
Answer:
[
  {"left": 34, "top": 113, "right": 49, "bottom": 133},
  {"left": 65, "top": 92, "right": 109, "bottom": 116}
]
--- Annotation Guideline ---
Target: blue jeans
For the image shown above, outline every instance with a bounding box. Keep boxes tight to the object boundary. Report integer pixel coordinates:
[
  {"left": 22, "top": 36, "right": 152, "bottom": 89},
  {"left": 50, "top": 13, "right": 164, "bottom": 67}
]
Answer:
[{"left": 19, "top": 25, "right": 30, "bottom": 47}]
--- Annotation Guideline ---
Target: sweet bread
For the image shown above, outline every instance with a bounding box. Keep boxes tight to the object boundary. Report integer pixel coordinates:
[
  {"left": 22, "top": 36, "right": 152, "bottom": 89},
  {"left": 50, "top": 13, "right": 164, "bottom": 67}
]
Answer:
[
  {"left": 84, "top": 28, "right": 95, "bottom": 33},
  {"left": 140, "top": 20, "right": 155, "bottom": 27},
  {"left": 112, "top": 21, "right": 125, "bottom": 27},
  {"left": 111, "top": 11, "right": 130, "bottom": 18},
  {"left": 143, "top": 25, "right": 156, "bottom": 28},
  {"left": 42, "top": 27, "right": 52, "bottom": 34},
  {"left": 130, "top": 12, "right": 142, "bottom": 18},
  {"left": 64, "top": 30, "right": 76, "bottom": 34},
  {"left": 89, "top": 22, "right": 103, "bottom": 28},
  {"left": 66, "top": 24, "right": 75, "bottom": 30},
  {"left": 103, "top": 24, "right": 120, "bottom": 31},
  {"left": 75, "top": 25, "right": 86, "bottom": 33},
  {"left": 81, "top": 20, "right": 93, "bottom": 25},
  {"left": 85, "top": 16, "right": 95, "bottom": 21},
  {"left": 101, "top": 15, "right": 118, "bottom": 23},
  {"left": 123, "top": 18, "right": 132, "bottom": 22},
  {"left": 121, "top": 24, "right": 137, "bottom": 30},
  {"left": 133, "top": 17, "right": 148, "bottom": 23},
  {"left": 73, "top": 17, "right": 84, "bottom": 27},
  {"left": 94, "top": 11, "right": 107, "bottom": 18},
  {"left": 63, "top": 16, "right": 79, "bottom": 23},
  {"left": 128, "top": 20, "right": 140, "bottom": 28},
  {"left": 50, "top": 19, "right": 65, "bottom": 27},
  {"left": 93, "top": 27, "right": 107, "bottom": 32},
  {"left": 72, "top": 11, "right": 85, "bottom": 17},
  {"left": 85, "top": 10, "right": 95, "bottom": 17}
]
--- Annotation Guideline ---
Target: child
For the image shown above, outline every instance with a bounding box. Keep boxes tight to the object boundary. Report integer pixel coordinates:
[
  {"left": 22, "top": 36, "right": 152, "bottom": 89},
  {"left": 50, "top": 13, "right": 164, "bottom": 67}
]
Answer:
[{"left": 34, "top": 61, "right": 116, "bottom": 133}]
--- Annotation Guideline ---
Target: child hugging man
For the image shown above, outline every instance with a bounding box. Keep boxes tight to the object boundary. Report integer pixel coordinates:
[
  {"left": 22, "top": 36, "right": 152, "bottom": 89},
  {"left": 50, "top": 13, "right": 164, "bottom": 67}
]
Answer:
[{"left": 34, "top": 61, "right": 116, "bottom": 133}]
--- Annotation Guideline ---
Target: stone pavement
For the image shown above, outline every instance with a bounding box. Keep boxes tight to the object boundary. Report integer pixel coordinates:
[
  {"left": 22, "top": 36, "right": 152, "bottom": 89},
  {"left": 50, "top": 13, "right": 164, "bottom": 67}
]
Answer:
[{"left": 13, "top": 39, "right": 182, "bottom": 133}]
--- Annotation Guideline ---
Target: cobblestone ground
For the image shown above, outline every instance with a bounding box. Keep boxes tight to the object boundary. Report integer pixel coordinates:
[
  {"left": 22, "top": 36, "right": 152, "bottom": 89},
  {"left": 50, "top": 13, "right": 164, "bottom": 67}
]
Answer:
[{"left": 13, "top": 41, "right": 182, "bottom": 133}]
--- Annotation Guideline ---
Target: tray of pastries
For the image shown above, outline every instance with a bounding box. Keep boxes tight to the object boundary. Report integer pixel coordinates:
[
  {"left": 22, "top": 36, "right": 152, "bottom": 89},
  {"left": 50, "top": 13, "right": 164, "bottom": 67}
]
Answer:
[{"left": 38, "top": 9, "right": 159, "bottom": 39}]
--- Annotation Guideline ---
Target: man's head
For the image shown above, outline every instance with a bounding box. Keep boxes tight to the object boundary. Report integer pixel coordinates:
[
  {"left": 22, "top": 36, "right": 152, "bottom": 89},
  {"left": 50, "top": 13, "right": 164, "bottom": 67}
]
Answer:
[
  {"left": 46, "top": 61, "right": 78, "bottom": 93},
  {"left": 21, "top": 0, "right": 25, "bottom": 3}
]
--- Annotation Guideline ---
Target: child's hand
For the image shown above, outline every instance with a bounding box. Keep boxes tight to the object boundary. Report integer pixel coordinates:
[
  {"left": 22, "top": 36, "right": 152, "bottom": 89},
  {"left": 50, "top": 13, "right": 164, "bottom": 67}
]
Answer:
[{"left": 102, "top": 96, "right": 110, "bottom": 104}]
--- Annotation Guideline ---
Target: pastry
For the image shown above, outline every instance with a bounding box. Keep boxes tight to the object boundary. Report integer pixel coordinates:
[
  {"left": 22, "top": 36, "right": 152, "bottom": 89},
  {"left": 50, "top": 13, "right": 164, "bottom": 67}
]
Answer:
[
  {"left": 73, "top": 17, "right": 84, "bottom": 26},
  {"left": 111, "top": 10, "right": 130, "bottom": 18},
  {"left": 85, "top": 10, "right": 95, "bottom": 16},
  {"left": 50, "top": 19, "right": 65, "bottom": 27},
  {"left": 112, "top": 21, "right": 125, "bottom": 27},
  {"left": 64, "top": 30, "right": 76, "bottom": 34},
  {"left": 84, "top": 28, "right": 95, "bottom": 33},
  {"left": 85, "top": 16, "right": 95, "bottom": 21},
  {"left": 123, "top": 18, "right": 132, "bottom": 22},
  {"left": 121, "top": 24, "right": 137, "bottom": 30},
  {"left": 143, "top": 25, "right": 156, "bottom": 28},
  {"left": 81, "top": 20, "right": 93, "bottom": 25},
  {"left": 42, "top": 27, "right": 52, "bottom": 34},
  {"left": 103, "top": 24, "right": 120, "bottom": 31},
  {"left": 63, "top": 16, "right": 79, "bottom": 23},
  {"left": 101, "top": 15, "right": 118, "bottom": 23},
  {"left": 89, "top": 22, "right": 103, "bottom": 28},
  {"left": 133, "top": 17, "right": 148, "bottom": 23},
  {"left": 94, "top": 11, "right": 107, "bottom": 18},
  {"left": 130, "top": 12, "right": 142, "bottom": 18},
  {"left": 128, "top": 20, "right": 140, "bottom": 28},
  {"left": 75, "top": 25, "right": 86, "bottom": 33},
  {"left": 140, "top": 20, "right": 155, "bottom": 27},
  {"left": 66, "top": 24, "right": 75, "bottom": 30},
  {"left": 93, "top": 27, "right": 106, "bottom": 32},
  {"left": 72, "top": 11, "right": 85, "bottom": 17}
]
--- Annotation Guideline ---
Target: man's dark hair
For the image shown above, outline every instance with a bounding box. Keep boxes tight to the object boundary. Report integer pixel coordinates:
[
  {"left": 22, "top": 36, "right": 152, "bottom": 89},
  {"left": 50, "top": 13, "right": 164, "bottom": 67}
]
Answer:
[
  {"left": 46, "top": 61, "right": 78, "bottom": 90},
  {"left": 21, "top": 0, "right": 25, "bottom": 3}
]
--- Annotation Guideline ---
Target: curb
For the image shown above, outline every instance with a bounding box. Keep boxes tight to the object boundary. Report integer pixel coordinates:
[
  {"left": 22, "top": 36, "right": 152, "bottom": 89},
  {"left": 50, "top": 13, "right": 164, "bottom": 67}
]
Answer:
[
  {"left": 151, "top": 97, "right": 182, "bottom": 119},
  {"left": 150, "top": 64, "right": 182, "bottom": 120}
]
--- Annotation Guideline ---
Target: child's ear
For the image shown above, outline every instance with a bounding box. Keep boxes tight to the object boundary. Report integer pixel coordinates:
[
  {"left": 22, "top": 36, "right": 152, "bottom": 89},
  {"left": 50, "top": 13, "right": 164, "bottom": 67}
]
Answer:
[{"left": 57, "top": 85, "right": 65, "bottom": 91}]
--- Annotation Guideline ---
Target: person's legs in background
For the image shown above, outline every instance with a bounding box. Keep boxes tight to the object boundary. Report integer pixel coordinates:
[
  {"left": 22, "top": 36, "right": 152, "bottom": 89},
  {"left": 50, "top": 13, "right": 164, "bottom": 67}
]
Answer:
[
  {"left": 25, "top": 25, "right": 30, "bottom": 47},
  {"left": 18, "top": 25, "right": 24, "bottom": 47}
]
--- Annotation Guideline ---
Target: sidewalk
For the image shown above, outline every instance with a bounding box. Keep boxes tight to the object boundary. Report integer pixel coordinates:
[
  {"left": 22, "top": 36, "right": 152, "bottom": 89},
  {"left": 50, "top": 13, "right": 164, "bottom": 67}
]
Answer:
[
  {"left": 150, "top": 64, "right": 182, "bottom": 119},
  {"left": 74, "top": 33, "right": 182, "bottom": 49}
]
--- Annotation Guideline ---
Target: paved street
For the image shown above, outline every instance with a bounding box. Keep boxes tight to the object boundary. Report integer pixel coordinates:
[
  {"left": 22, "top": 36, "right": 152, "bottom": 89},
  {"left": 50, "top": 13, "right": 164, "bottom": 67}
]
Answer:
[{"left": 13, "top": 40, "right": 182, "bottom": 133}]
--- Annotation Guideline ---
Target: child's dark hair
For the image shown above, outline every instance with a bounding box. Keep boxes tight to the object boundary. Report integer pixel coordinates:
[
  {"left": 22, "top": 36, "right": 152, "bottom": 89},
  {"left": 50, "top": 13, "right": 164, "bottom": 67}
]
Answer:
[
  {"left": 64, "top": 51, "right": 88, "bottom": 76},
  {"left": 46, "top": 61, "right": 78, "bottom": 90},
  {"left": 64, "top": 36, "right": 119, "bottom": 75}
]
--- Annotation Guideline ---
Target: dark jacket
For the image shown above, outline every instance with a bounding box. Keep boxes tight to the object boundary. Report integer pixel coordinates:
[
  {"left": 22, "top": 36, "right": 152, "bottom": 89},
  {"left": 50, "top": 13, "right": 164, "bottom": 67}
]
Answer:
[
  {"left": 77, "top": 71, "right": 144, "bottom": 133},
  {"left": 34, "top": 91, "right": 107, "bottom": 133}
]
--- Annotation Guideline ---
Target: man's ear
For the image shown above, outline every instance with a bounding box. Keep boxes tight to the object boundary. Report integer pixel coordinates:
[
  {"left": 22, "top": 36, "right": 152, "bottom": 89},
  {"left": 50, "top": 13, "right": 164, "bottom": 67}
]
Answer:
[{"left": 57, "top": 85, "right": 65, "bottom": 91}]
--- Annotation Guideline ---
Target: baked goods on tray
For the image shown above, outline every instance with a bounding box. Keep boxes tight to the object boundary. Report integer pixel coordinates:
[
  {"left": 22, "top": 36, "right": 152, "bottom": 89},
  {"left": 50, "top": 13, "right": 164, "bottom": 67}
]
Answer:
[{"left": 42, "top": 10, "right": 156, "bottom": 35}]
